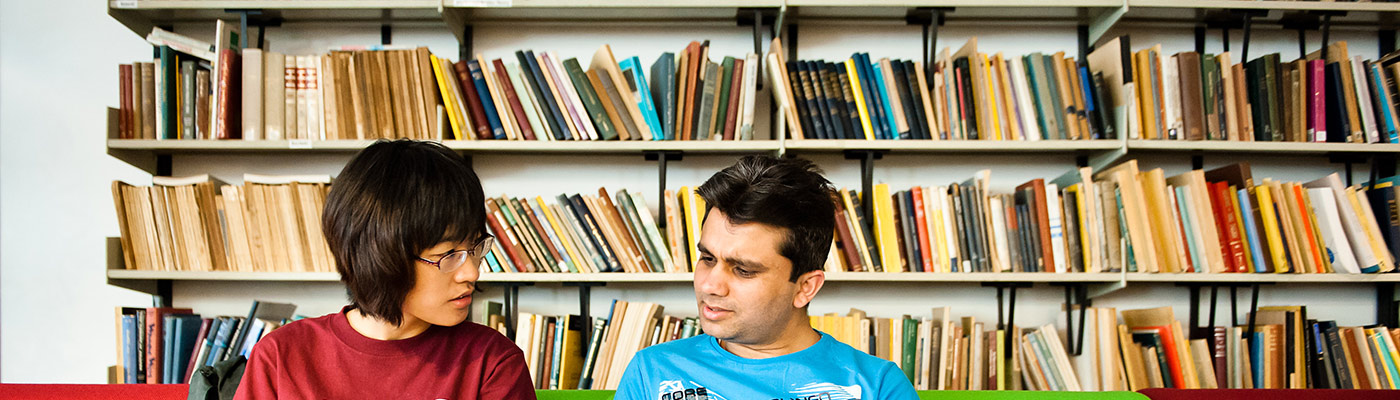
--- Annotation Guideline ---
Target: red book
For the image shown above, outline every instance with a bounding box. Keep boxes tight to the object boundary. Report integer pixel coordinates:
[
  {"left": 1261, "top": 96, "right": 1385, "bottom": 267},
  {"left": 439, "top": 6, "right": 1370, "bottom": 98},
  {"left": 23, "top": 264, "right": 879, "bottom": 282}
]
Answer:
[
  {"left": 1211, "top": 181, "right": 1249, "bottom": 272},
  {"left": 1015, "top": 179, "right": 1055, "bottom": 272},
  {"left": 453, "top": 61, "right": 493, "bottom": 140},
  {"left": 1203, "top": 181, "right": 1236, "bottom": 273},
  {"left": 492, "top": 59, "right": 536, "bottom": 141},
  {"left": 681, "top": 41, "right": 701, "bottom": 141},
  {"left": 1291, "top": 184, "right": 1327, "bottom": 273},
  {"left": 910, "top": 186, "right": 934, "bottom": 272},
  {"left": 120, "top": 64, "right": 133, "bottom": 139},
  {"left": 214, "top": 49, "right": 241, "bottom": 139},
  {"left": 833, "top": 208, "right": 864, "bottom": 272},
  {"left": 721, "top": 58, "right": 745, "bottom": 141},
  {"left": 1309, "top": 59, "right": 1327, "bottom": 142},
  {"left": 485, "top": 199, "right": 533, "bottom": 272},
  {"left": 144, "top": 307, "right": 193, "bottom": 384}
]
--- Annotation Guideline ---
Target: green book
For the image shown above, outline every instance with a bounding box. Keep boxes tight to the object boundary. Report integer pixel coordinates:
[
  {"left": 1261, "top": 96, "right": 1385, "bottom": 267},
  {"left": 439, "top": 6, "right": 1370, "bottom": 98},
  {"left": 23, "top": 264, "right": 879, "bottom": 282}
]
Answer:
[
  {"left": 506, "top": 62, "right": 552, "bottom": 141},
  {"left": 1201, "top": 55, "right": 1218, "bottom": 140},
  {"left": 1264, "top": 53, "right": 1283, "bottom": 142},
  {"left": 615, "top": 190, "right": 665, "bottom": 272},
  {"left": 901, "top": 317, "right": 919, "bottom": 384},
  {"left": 499, "top": 197, "right": 556, "bottom": 271},
  {"left": 562, "top": 58, "right": 618, "bottom": 140},
  {"left": 712, "top": 56, "right": 736, "bottom": 139}
]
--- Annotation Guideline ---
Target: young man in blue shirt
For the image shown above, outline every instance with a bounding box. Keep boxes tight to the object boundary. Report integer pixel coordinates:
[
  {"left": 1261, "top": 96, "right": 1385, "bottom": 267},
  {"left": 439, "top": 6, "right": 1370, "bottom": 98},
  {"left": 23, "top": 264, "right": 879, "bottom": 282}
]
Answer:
[{"left": 615, "top": 155, "right": 919, "bottom": 400}]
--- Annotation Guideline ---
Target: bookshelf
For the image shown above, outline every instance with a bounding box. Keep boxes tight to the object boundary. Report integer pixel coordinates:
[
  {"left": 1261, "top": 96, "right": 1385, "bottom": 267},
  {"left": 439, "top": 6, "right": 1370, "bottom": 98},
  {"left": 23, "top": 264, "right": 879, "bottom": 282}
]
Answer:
[{"left": 91, "top": 0, "right": 1400, "bottom": 391}]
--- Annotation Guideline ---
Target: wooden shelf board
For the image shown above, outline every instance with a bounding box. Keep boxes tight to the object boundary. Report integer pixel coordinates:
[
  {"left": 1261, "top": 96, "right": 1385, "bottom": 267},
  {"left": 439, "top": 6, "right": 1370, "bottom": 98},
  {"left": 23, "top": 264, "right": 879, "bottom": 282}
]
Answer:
[
  {"left": 788, "top": 0, "right": 1121, "bottom": 7},
  {"left": 106, "top": 139, "right": 782, "bottom": 154},
  {"left": 785, "top": 139, "right": 1122, "bottom": 153},
  {"left": 111, "top": 1, "right": 440, "bottom": 10},
  {"left": 108, "top": 269, "right": 1400, "bottom": 284},
  {"left": 1128, "top": 0, "right": 1400, "bottom": 12},
  {"left": 1127, "top": 140, "right": 1400, "bottom": 154}
]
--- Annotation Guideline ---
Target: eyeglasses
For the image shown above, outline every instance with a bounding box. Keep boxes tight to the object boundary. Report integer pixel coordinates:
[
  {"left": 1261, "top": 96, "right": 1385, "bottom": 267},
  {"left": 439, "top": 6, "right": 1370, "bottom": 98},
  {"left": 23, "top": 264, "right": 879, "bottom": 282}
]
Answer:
[{"left": 417, "top": 235, "right": 496, "bottom": 274}]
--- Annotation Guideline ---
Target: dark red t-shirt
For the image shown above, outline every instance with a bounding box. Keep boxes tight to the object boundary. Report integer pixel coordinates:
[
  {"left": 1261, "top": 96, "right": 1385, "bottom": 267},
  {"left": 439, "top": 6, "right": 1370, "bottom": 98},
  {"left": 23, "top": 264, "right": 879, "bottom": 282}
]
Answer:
[{"left": 235, "top": 307, "right": 535, "bottom": 400}]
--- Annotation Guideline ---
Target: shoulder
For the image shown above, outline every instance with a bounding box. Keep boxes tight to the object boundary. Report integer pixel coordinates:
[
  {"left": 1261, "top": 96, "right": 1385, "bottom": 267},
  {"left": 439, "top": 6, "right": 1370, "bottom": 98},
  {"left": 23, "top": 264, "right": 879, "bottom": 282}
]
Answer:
[
  {"left": 441, "top": 321, "right": 526, "bottom": 358},
  {"left": 255, "top": 313, "right": 337, "bottom": 351},
  {"left": 818, "top": 335, "right": 903, "bottom": 374},
  {"left": 634, "top": 334, "right": 713, "bottom": 361}
]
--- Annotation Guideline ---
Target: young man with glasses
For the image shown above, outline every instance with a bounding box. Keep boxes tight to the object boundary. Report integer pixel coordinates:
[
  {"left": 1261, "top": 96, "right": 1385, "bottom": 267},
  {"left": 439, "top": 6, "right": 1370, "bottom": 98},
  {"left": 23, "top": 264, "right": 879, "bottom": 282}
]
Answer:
[
  {"left": 615, "top": 155, "right": 918, "bottom": 400},
  {"left": 236, "top": 140, "right": 535, "bottom": 399}
]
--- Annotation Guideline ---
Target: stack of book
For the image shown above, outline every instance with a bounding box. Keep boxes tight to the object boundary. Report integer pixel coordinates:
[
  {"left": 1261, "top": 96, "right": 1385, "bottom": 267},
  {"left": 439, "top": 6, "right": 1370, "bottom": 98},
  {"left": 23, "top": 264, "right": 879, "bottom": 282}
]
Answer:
[
  {"left": 110, "top": 174, "right": 334, "bottom": 272},
  {"left": 481, "top": 189, "right": 680, "bottom": 274},
  {"left": 114, "top": 23, "right": 762, "bottom": 142},
  {"left": 115, "top": 301, "right": 297, "bottom": 384},
  {"left": 765, "top": 35, "right": 1400, "bottom": 143},
  {"left": 482, "top": 300, "right": 696, "bottom": 390},
  {"left": 827, "top": 162, "right": 1399, "bottom": 275}
]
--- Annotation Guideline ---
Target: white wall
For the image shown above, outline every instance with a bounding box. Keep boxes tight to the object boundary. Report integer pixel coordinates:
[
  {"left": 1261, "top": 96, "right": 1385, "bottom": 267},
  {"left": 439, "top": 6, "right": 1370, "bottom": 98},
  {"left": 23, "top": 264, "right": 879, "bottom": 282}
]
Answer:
[{"left": 0, "top": 0, "right": 1391, "bottom": 383}]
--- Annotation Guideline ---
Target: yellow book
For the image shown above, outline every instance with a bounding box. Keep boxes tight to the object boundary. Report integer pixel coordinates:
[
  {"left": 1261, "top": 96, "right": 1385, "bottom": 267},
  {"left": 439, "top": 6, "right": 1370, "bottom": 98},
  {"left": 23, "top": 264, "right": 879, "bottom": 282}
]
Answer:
[
  {"left": 1068, "top": 184, "right": 1093, "bottom": 271},
  {"left": 982, "top": 53, "right": 1002, "bottom": 140},
  {"left": 993, "top": 53, "right": 1020, "bottom": 141},
  {"left": 430, "top": 56, "right": 464, "bottom": 140},
  {"left": 924, "top": 188, "right": 950, "bottom": 273},
  {"left": 846, "top": 59, "right": 876, "bottom": 140},
  {"left": 872, "top": 183, "right": 903, "bottom": 272},
  {"left": 996, "top": 329, "right": 1007, "bottom": 390},
  {"left": 536, "top": 197, "right": 587, "bottom": 273},
  {"left": 1228, "top": 184, "right": 1256, "bottom": 273},
  {"left": 681, "top": 187, "right": 705, "bottom": 267},
  {"left": 1134, "top": 50, "right": 1160, "bottom": 140},
  {"left": 557, "top": 315, "right": 586, "bottom": 389},
  {"left": 1254, "top": 186, "right": 1290, "bottom": 273},
  {"left": 1140, "top": 169, "right": 1184, "bottom": 273}
]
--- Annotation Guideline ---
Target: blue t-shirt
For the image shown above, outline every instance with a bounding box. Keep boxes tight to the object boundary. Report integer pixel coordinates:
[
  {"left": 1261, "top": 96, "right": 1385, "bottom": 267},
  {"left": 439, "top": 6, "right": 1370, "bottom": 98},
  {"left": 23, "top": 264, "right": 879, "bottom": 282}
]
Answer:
[{"left": 614, "top": 330, "right": 918, "bottom": 400}]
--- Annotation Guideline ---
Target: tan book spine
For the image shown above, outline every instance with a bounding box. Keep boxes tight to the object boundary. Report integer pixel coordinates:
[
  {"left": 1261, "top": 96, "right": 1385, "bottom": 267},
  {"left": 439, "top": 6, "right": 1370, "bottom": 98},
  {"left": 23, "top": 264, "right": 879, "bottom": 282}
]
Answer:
[{"left": 263, "top": 52, "right": 285, "bottom": 140}]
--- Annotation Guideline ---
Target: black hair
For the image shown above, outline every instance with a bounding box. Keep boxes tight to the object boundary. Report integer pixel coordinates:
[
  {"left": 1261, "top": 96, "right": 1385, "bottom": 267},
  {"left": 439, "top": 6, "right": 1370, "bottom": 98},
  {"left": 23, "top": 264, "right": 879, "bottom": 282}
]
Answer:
[
  {"left": 696, "top": 155, "right": 836, "bottom": 282},
  {"left": 322, "top": 139, "right": 487, "bottom": 325}
]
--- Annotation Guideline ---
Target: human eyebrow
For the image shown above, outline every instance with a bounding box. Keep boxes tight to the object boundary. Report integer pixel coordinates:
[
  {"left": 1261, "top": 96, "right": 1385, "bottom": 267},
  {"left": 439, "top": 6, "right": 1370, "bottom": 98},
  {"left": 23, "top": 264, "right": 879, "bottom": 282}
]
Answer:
[{"left": 724, "top": 257, "right": 767, "bottom": 272}]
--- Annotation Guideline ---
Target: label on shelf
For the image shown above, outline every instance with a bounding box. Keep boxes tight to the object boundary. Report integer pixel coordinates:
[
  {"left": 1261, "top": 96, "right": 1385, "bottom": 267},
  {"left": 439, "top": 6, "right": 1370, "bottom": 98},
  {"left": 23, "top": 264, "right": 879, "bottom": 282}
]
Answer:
[
  {"left": 114, "top": 0, "right": 137, "bottom": 9},
  {"left": 453, "top": 0, "right": 512, "bottom": 7},
  {"left": 288, "top": 139, "right": 313, "bottom": 149}
]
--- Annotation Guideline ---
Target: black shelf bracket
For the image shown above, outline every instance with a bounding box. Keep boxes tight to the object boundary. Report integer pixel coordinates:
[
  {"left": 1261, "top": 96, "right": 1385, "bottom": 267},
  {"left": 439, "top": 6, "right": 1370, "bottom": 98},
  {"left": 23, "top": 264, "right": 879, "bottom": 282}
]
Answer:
[
  {"left": 645, "top": 151, "right": 684, "bottom": 229},
  {"left": 1191, "top": 154, "right": 1204, "bottom": 171},
  {"left": 460, "top": 24, "right": 473, "bottom": 62},
  {"left": 907, "top": 7, "right": 951, "bottom": 88},
  {"left": 785, "top": 20, "right": 798, "bottom": 63},
  {"left": 1382, "top": 29, "right": 1397, "bottom": 56},
  {"left": 1051, "top": 283, "right": 1092, "bottom": 356},
  {"left": 738, "top": 8, "right": 778, "bottom": 91},
  {"left": 380, "top": 10, "right": 392, "bottom": 46},
  {"left": 984, "top": 282, "right": 1032, "bottom": 365},
  {"left": 1328, "top": 153, "right": 1369, "bottom": 186},
  {"left": 1078, "top": 24, "right": 1091, "bottom": 62},
  {"left": 564, "top": 282, "right": 607, "bottom": 345},
  {"left": 494, "top": 282, "right": 534, "bottom": 340},
  {"left": 1236, "top": 10, "right": 1268, "bottom": 63},
  {"left": 226, "top": 9, "right": 280, "bottom": 50},
  {"left": 1379, "top": 282, "right": 1398, "bottom": 328},
  {"left": 155, "top": 280, "right": 173, "bottom": 308},
  {"left": 1181, "top": 282, "right": 1267, "bottom": 346},
  {"left": 844, "top": 150, "right": 886, "bottom": 224}
]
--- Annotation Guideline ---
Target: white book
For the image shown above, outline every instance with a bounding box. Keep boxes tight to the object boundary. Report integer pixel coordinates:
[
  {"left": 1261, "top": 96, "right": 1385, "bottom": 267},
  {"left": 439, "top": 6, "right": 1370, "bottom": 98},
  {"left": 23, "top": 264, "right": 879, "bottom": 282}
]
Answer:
[
  {"left": 154, "top": 57, "right": 166, "bottom": 140},
  {"left": 1307, "top": 188, "right": 1362, "bottom": 273},
  {"left": 547, "top": 51, "right": 598, "bottom": 141},
  {"left": 1009, "top": 57, "right": 1042, "bottom": 141},
  {"left": 263, "top": 52, "right": 285, "bottom": 140},
  {"left": 152, "top": 174, "right": 212, "bottom": 186},
  {"left": 1125, "top": 82, "right": 1141, "bottom": 139},
  {"left": 284, "top": 56, "right": 299, "bottom": 139},
  {"left": 1046, "top": 183, "right": 1067, "bottom": 273},
  {"left": 1353, "top": 56, "right": 1381, "bottom": 143},
  {"left": 240, "top": 48, "right": 264, "bottom": 140},
  {"left": 937, "top": 186, "right": 960, "bottom": 271},
  {"left": 146, "top": 27, "right": 215, "bottom": 61},
  {"left": 1162, "top": 56, "right": 1182, "bottom": 140},
  {"left": 320, "top": 55, "right": 338, "bottom": 140},
  {"left": 989, "top": 196, "right": 1012, "bottom": 272},
  {"left": 739, "top": 53, "right": 759, "bottom": 140},
  {"left": 310, "top": 55, "right": 324, "bottom": 140},
  {"left": 505, "top": 62, "right": 551, "bottom": 141},
  {"left": 477, "top": 55, "right": 518, "bottom": 140},
  {"left": 296, "top": 56, "right": 311, "bottom": 141},
  {"left": 1303, "top": 174, "right": 1381, "bottom": 272},
  {"left": 243, "top": 173, "right": 331, "bottom": 185}
]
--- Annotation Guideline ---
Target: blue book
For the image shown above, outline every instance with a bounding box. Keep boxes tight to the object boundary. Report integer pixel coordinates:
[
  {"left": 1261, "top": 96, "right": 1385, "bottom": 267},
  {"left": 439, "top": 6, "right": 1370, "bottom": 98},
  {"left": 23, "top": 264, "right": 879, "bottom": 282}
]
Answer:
[
  {"left": 121, "top": 315, "right": 140, "bottom": 384},
  {"left": 555, "top": 195, "right": 608, "bottom": 273},
  {"left": 466, "top": 60, "right": 505, "bottom": 140},
  {"left": 1236, "top": 189, "right": 1270, "bottom": 273},
  {"left": 1368, "top": 63, "right": 1400, "bottom": 144},
  {"left": 565, "top": 194, "right": 621, "bottom": 272},
  {"left": 1378, "top": 331, "right": 1400, "bottom": 386},
  {"left": 620, "top": 57, "right": 664, "bottom": 140},
  {"left": 158, "top": 45, "right": 178, "bottom": 140},
  {"left": 1078, "top": 65, "right": 1100, "bottom": 139},
  {"left": 1175, "top": 187, "right": 1205, "bottom": 273},
  {"left": 649, "top": 53, "right": 677, "bottom": 140},
  {"left": 237, "top": 319, "right": 266, "bottom": 358},
  {"left": 873, "top": 63, "right": 900, "bottom": 140},
  {"left": 863, "top": 54, "right": 893, "bottom": 139},
  {"left": 163, "top": 315, "right": 177, "bottom": 383},
  {"left": 208, "top": 317, "right": 241, "bottom": 365},
  {"left": 484, "top": 249, "right": 504, "bottom": 273},
  {"left": 171, "top": 315, "right": 202, "bottom": 383},
  {"left": 518, "top": 50, "right": 571, "bottom": 140}
]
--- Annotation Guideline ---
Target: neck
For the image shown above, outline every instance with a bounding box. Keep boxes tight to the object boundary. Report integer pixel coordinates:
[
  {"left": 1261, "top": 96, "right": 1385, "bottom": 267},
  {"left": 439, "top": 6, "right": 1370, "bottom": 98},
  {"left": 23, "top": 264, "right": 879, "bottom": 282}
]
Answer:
[
  {"left": 346, "top": 308, "right": 431, "bottom": 341},
  {"left": 718, "top": 315, "right": 822, "bottom": 359}
]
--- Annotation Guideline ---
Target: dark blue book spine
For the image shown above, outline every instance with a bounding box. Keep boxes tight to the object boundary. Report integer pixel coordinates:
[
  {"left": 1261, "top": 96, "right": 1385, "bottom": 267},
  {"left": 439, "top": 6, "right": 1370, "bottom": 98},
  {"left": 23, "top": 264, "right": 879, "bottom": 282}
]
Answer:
[
  {"left": 860, "top": 53, "right": 892, "bottom": 139},
  {"left": 163, "top": 315, "right": 177, "bottom": 384},
  {"left": 901, "top": 60, "right": 930, "bottom": 140},
  {"left": 518, "top": 51, "right": 570, "bottom": 140},
  {"left": 1078, "top": 64, "right": 1102, "bottom": 139},
  {"left": 1325, "top": 62, "right": 1350, "bottom": 143},
  {"left": 891, "top": 61, "right": 918, "bottom": 140},
  {"left": 159, "top": 46, "right": 178, "bottom": 139},
  {"left": 650, "top": 53, "right": 676, "bottom": 140},
  {"left": 467, "top": 60, "right": 506, "bottom": 140},
  {"left": 901, "top": 190, "right": 922, "bottom": 272},
  {"left": 836, "top": 63, "right": 863, "bottom": 139},
  {"left": 808, "top": 61, "right": 839, "bottom": 140},
  {"left": 122, "top": 315, "right": 140, "bottom": 384},
  {"left": 787, "top": 61, "right": 817, "bottom": 139},
  {"left": 209, "top": 317, "right": 239, "bottom": 365},
  {"left": 566, "top": 194, "right": 621, "bottom": 272},
  {"left": 822, "top": 62, "right": 853, "bottom": 139}
]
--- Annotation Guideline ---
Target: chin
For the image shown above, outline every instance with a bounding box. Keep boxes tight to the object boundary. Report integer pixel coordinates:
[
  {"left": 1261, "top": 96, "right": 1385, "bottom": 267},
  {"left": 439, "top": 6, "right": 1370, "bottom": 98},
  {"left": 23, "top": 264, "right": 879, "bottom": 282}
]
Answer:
[{"left": 426, "top": 311, "right": 471, "bottom": 327}]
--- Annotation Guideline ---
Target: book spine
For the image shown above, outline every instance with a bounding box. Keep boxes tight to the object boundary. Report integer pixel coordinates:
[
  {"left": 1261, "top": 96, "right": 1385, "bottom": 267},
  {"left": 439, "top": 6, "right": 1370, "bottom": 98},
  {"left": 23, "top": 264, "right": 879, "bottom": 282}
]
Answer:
[{"left": 467, "top": 60, "right": 506, "bottom": 140}]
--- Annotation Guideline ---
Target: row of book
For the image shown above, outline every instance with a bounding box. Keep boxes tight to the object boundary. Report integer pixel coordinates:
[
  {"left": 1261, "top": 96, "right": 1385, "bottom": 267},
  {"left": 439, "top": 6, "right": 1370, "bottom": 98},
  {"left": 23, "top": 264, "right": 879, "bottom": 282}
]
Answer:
[
  {"left": 479, "top": 189, "right": 704, "bottom": 274},
  {"left": 115, "top": 301, "right": 297, "bottom": 384},
  {"left": 1080, "top": 305, "right": 1400, "bottom": 390},
  {"left": 828, "top": 162, "right": 1400, "bottom": 275},
  {"left": 110, "top": 174, "right": 335, "bottom": 272},
  {"left": 481, "top": 300, "right": 695, "bottom": 390},
  {"left": 115, "top": 24, "right": 765, "bottom": 142},
  {"left": 765, "top": 35, "right": 1400, "bottom": 144}
]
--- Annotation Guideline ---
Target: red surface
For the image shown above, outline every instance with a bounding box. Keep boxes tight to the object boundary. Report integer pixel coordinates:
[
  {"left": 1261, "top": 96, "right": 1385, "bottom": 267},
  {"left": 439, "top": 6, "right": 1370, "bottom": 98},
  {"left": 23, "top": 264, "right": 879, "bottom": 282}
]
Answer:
[
  {"left": 0, "top": 384, "right": 188, "bottom": 400},
  {"left": 1139, "top": 388, "right": 1400, "bottom": 400}
]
